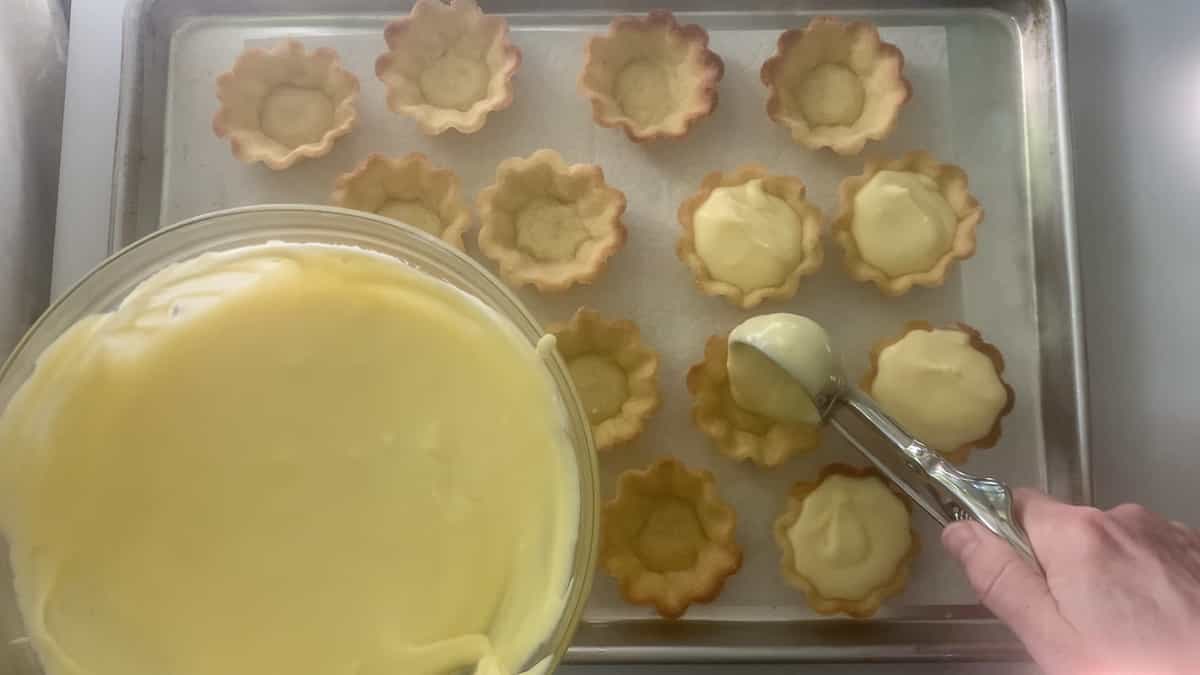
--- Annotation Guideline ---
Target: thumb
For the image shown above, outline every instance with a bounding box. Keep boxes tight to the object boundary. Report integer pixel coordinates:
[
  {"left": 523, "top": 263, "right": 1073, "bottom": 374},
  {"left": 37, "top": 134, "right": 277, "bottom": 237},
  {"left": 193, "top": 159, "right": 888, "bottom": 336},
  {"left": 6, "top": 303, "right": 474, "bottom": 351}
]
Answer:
[{"left": 942, "top": 521, "right": 1070, "bottom": 653}]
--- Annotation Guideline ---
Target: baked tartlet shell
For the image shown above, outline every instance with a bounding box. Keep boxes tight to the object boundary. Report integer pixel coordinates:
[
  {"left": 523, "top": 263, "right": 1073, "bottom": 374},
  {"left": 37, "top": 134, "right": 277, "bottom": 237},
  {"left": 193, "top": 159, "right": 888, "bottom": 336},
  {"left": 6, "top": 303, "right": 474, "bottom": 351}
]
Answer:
[
  {"left": 548, "top": 307, "right": 661, "bottom": 450},
  {"left": 601, "top": 457, "right": 743, "bottom": 619},
  {"left": 213, "top": 39, "right": 360, "bottom": 170},
  {"left": 760, "top": 17, "right": 911, "bottom": 155},
  {"left": 861, "top": 321, "right": 1014, "bottom": 465},
  {"left": 375, "top": 0, "right": 521, "bottom": 135},
  {"left": 475, "top": 149, "right": 628, "bottom": 292},
  {"left": 773, "top": 463, "right": 919, "bottom": 618},
  {"left": 677, "top": 163, "right": 824, "bottom": 309},
  {"left": 578, "top": 10, "right": 724, "bottom": 143},
  {"left": 330, "top": 153, "right": 472, "bottom": 251}
]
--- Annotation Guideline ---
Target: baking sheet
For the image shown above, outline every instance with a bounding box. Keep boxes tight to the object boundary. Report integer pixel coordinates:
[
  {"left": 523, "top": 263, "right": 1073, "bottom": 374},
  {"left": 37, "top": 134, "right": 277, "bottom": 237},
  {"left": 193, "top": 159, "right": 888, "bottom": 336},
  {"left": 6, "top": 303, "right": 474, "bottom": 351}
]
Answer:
[
  {"left": 160, "top": 14, "right": 1039, "bottom": 621},
  {"left": 103, "top": 0, "right": 1089, "bottom": 661}
]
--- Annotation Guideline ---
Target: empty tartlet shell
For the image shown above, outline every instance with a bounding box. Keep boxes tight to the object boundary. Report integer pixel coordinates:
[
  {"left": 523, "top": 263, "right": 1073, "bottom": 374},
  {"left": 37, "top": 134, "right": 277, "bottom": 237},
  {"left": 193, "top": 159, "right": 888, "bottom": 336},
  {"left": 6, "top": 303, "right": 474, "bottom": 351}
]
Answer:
[
  {"left": 676, "top": 164, "right": 824, "bottom": 309},
  {"left": 686, "top": 335, "right": 821, "bottom": 468},
  {"left": 832, "top": 151, "right": 983, "bottom": 296},
  {"left": 549, "top": 308, "right": 660, "bottom": 450},
  {"left": 213, "top": 40, "right": 360, "bottom": 170},
  {"left": 601, "top": 457, "right": 742, "bottom": 619},
  {"left": 773, "top": 463, "right": 919, "bottom": 618},
  {"left": 375, "top": 0, "right": 521, "bottom": 135},
  {"left": 861, "top": 321, "right": 1014, "bottom": 465},
  {"left": 330, "top": 153, "right": 471, "bottom": 251},
  {"left": 761, "top": 17, "right": 910, "bottom": 155},
  {"left": 476, "top": 149, "right": 627, "bottom": 292},
  {"left": 578, "top": 10, "right": 724, "bottom": 142}
]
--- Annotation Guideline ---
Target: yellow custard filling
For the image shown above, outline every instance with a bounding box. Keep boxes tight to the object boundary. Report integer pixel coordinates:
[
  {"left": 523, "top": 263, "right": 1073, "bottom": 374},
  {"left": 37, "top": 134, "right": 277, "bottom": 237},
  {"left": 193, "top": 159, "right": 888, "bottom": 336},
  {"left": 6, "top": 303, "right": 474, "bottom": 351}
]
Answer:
[
  {"left": 786, "top": 474, "right": 911, "bottom": 599},
  {"left": 0, "top": 243, "right": 578, "bottom": 675},
  {"left": 870, "top": 328, "right": 1007, "bottom": 454},
  {"left": 851, "top": 170, "right": 957, "bottom": 276},
  {"left": 692, "top": 179, "right": 805, "bottom": 291},
  {"left": 726, "top": 313, "right": 838, "bottom": 426}
]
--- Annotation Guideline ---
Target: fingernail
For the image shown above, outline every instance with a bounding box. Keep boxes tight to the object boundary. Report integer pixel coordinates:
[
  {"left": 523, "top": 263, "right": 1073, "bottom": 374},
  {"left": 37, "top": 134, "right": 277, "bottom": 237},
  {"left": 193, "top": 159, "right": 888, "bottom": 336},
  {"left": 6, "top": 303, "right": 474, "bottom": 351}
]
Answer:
[{"left": 942, "top": 521, "right": 979, "bottom": 559}]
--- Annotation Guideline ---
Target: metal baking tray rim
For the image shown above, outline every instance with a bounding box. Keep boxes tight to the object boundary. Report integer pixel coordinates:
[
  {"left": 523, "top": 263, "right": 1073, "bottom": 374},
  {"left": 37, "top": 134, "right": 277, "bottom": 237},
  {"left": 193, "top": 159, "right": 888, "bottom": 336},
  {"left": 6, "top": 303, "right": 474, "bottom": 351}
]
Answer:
[{"left": 104, "top": 0, "right": 1090, "bottom": 664}]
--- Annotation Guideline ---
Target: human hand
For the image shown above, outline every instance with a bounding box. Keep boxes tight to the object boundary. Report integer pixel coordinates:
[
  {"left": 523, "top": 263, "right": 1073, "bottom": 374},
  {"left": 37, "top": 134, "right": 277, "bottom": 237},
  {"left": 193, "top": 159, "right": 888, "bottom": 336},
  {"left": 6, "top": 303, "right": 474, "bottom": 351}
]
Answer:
[{"left": 942, "top": 489, "right": 1200, "bottom": 675}]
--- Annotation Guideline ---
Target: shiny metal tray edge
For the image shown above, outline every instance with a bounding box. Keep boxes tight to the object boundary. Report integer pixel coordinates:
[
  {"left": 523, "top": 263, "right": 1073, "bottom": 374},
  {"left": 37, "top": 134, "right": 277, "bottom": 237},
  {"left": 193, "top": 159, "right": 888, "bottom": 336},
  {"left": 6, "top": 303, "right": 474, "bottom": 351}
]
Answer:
[{"left": 108, "top": 0, "right": 1089, "bottom": 663}]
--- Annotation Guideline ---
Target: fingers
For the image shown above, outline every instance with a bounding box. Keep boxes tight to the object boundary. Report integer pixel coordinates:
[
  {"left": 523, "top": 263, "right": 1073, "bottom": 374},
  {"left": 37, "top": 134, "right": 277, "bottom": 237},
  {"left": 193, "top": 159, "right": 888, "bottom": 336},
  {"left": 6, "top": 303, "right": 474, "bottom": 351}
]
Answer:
[
  {"left": 1013, "top": 488, "right": 1102, "bottom": 564},
  {"left": 1108, "top": 502, "right": 1160, "bottom": 529},
  {"left": 1106, "top": 502, "right": 1165, "bottom": 549},
  {"left": 1013, "top": 488, "right": 1069, "bottom": 542},
  {"left": 1109, "top": 503, "right": 1200, "bottom": 566},
  {"left": 942, "top": 521, "right": 1073, "bottom": 663},
  {"left": 1012, "top": 486, "right": 1059, "bottom": 516}
]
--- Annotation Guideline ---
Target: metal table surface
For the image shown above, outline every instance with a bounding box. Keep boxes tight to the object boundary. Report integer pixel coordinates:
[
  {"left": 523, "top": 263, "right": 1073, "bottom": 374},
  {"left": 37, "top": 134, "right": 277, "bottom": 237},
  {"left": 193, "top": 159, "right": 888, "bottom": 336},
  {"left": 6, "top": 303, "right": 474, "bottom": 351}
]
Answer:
[
  {"left": 0, "top": 0, "right": 65, "bottom": 357},
  {"left": 49, "top": 0, "right": 1200, "bottom": 672}
]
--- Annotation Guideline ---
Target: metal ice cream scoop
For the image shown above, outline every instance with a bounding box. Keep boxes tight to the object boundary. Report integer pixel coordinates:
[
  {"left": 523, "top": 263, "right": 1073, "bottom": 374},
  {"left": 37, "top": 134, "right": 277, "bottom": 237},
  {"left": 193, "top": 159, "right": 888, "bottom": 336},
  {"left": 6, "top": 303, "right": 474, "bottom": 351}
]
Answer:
[{"left": 728, "top": 314, "right": 1040, "bottom": 571}]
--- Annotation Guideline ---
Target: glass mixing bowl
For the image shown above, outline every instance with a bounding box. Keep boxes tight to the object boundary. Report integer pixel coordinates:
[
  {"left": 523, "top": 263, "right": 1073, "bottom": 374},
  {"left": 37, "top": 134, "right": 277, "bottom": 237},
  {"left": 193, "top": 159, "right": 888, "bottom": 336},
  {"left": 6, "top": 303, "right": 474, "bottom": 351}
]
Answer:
[{"left": 0, "top": 205, "right": 599, "bottom": 675}]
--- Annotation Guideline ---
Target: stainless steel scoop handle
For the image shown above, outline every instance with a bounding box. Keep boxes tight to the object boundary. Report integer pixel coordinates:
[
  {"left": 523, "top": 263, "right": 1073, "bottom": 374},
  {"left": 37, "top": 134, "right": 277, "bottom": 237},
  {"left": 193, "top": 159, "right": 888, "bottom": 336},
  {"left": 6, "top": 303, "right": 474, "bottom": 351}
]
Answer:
[{"left": 827, "top": 387, "right": 1040, "bottom": 571}]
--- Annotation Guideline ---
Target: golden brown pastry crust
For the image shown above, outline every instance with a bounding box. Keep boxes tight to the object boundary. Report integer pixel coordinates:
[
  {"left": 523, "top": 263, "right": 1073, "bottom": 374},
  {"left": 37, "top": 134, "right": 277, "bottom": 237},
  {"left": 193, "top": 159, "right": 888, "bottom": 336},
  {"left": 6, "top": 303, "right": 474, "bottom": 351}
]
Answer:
[
  {"left": 475, "top": 149, "right": 627, "bottom": 292},
  {"left": 761, "top": 17, "right": 910, "bottom": 155},
  {"left": 773, "top": 463, "right": 919, "bottom": 618},
  {"left": 832, "top": 150, "right": 983, "bottom": 296},
  {"left": 548, "top": 308, "right": 660, "bottom": 450},
  {"left": 676, "top": 164, "right": 824, "bottom": 309},
  {"left": 861, "top": 321, "right": 1014, "bottom": 465},
  {"left": 601, "top": 457, "right": 742, "bottom": 619},
  {"left": 331, "top": 153, "right": 471, "bottom": 251},
  {"left": 375, "top": 0, "right": 521, "bottom": 135},
  {"left": 579, "top": 10, "right": 724, "bottom": 142},
  {"left": 685, "top": 335, "right": 821, "bottom": 467},
  {"left": 213, "top": 40, "right": 359, "bottom": 170}
]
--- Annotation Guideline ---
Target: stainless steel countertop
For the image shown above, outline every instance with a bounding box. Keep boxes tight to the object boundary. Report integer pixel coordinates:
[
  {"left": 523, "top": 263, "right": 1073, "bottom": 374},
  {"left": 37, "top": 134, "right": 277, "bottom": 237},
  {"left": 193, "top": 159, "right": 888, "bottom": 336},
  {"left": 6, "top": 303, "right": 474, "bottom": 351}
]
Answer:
[
  {"left": 49, "top": 0, "right": 1200, "bottom": 672},
  {"left": 0, "top": 0, "right": 65, "bottom": 356}
]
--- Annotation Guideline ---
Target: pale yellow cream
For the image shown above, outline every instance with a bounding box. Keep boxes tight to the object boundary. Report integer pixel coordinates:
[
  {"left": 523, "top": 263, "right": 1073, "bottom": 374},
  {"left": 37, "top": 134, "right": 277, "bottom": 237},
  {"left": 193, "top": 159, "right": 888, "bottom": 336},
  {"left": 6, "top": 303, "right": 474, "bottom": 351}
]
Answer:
[
  {"left": 0, "top": 243, "right": 578, "bottom": 675},
  {"left": 787, "top": 474, "right": 911, "bottom": 599},
  {"left": 871, "top": 328, "right": 1008, "bottom": 454},
  {"left": 727, "top": 314, "right": 840, "bottom": 426},
  {"left": 693, "top": 179, "right": 805, "bottom": 292},
  {"left": 851, "top": 170, "right": 958, "bottom": 276}
]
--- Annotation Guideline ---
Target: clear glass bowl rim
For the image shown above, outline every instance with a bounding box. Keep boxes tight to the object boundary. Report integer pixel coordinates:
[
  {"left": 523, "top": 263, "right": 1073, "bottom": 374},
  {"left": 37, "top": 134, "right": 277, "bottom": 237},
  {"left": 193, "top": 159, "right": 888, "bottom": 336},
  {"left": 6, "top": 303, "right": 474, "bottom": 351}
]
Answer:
[{"left": 0, "top": 204, "right": 600, "bottom": 675}]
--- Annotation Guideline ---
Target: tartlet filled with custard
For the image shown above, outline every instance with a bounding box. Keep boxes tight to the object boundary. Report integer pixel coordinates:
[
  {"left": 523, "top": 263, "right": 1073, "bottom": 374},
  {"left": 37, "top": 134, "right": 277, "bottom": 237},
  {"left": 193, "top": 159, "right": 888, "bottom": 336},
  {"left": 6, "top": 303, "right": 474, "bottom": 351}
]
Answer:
[
  {"left": 677, "top": 164, "right": 824, "bottom": 309},
  {"left": 832, "top": 151, "right": 982, "bottom": 295},
  {"left": 773, "top": 463, "right": 918, "bottom": 618},
  {"left": 863, "top": 321, "right": 1014, "bottom": 464}
]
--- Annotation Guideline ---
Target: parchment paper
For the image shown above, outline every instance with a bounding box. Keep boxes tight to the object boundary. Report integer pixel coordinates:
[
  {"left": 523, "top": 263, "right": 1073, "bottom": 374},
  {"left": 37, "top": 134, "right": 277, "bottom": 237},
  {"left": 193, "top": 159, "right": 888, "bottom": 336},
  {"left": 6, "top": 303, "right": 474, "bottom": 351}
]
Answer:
[{"left": 161, "top": 14, "right": 1042, "bottom": 621}]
